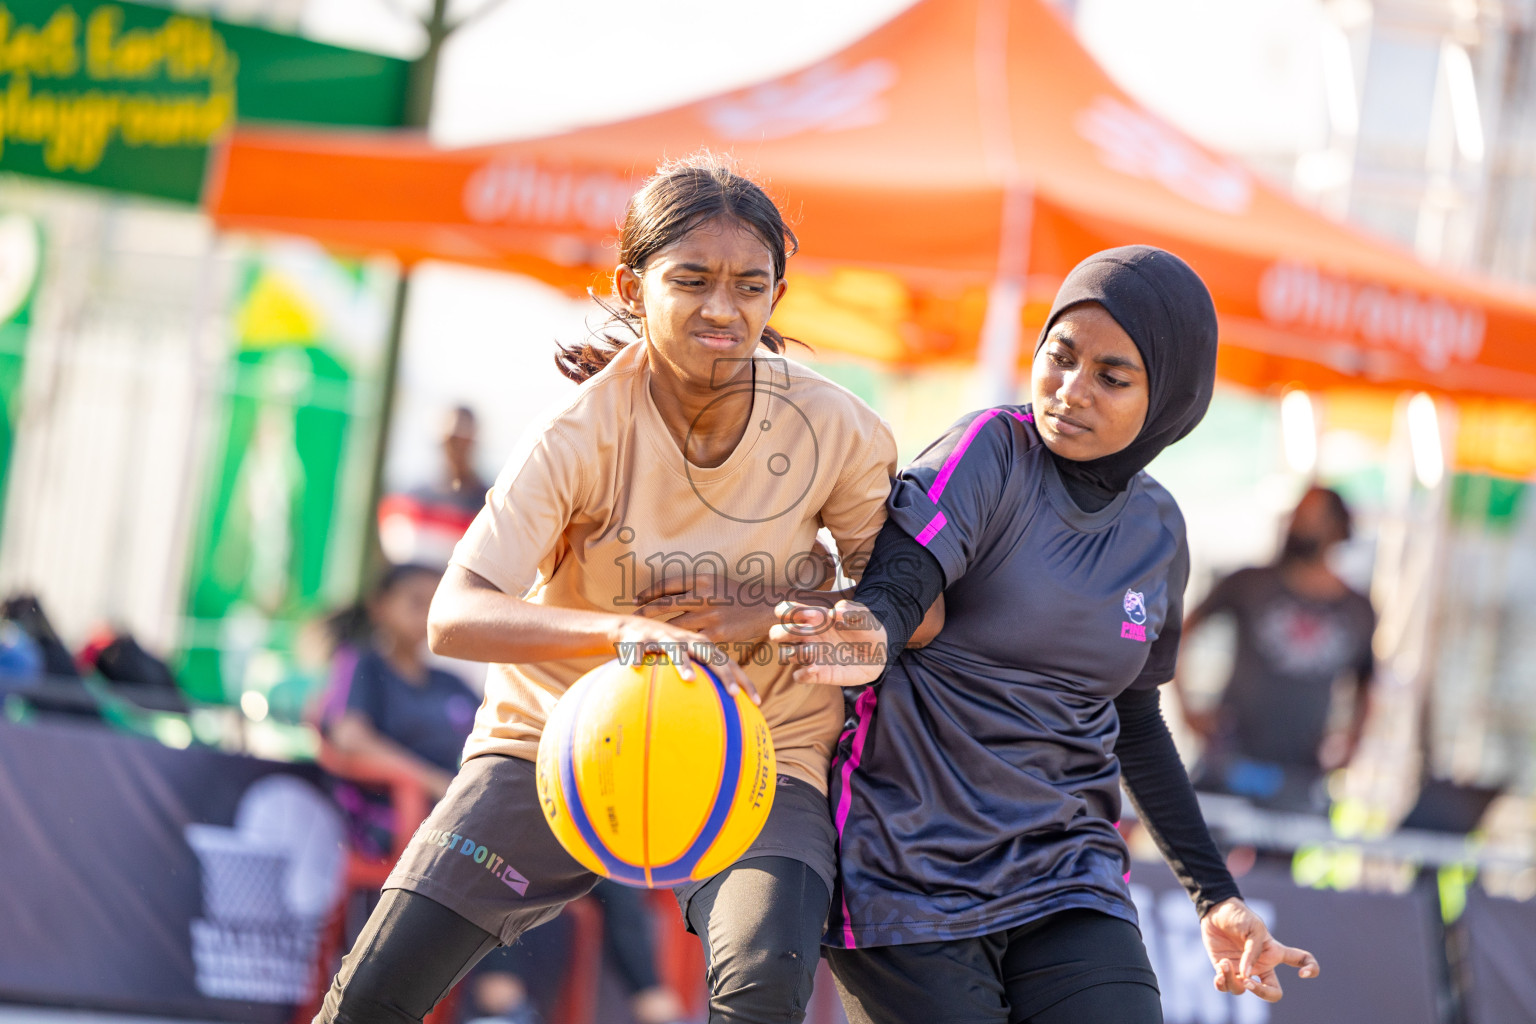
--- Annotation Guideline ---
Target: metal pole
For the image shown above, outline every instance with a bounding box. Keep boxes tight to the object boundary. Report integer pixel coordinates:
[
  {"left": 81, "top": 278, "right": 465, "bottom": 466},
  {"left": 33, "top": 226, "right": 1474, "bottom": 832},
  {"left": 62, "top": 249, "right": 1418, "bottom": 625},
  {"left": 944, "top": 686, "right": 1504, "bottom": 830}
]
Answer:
[
  {"left": 972, "top": 1, "right": 1032, "bottom": 408},
  {"left": 970, "top": 185, "right": 1033, "bottom": 408},
  {"left": 357, "top": 0, "right": 451, "bottom": 591}
]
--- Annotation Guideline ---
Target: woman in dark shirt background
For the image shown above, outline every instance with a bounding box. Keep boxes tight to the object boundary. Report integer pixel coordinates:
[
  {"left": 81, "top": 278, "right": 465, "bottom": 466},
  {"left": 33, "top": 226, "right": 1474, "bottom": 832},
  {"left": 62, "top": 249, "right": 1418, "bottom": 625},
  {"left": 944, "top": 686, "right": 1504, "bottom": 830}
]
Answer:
[
  {"left": 318, "top": 563, "right": 478, "bottom": 803},
  {"left": 774, "top": 247, "right": 1318, "bottom": 1024}
]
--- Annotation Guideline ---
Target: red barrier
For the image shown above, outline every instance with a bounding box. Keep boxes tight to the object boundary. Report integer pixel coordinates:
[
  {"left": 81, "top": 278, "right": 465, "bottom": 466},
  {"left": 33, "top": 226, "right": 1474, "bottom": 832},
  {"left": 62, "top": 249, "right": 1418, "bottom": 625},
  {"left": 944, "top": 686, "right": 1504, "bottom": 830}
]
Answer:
[
  {"left": 549, "top": 897, "right": 604, "bottom": 1024},
  {"left": 297, "top": 745, "right": 439, "bottom": 1024},
  {"left": 649, "top": 889, "right": 708, "bottom": 1018}
]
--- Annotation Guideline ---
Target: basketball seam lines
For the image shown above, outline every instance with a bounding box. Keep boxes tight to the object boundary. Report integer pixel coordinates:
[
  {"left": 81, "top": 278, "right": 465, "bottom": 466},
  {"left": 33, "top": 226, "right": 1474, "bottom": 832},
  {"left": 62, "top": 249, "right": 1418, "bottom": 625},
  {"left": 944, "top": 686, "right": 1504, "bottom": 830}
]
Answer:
[
  {"left": 559, "top": 680, "right": 642, "bottom": 884},
  {"left": 656, "top": 663, "right": 742, "bottom": 884},
  {"left": 641, "top": 660, "right": 657, "bottom": 888},
  {"left": 659, "top": 672, "right": 728, "bottom": 870}
]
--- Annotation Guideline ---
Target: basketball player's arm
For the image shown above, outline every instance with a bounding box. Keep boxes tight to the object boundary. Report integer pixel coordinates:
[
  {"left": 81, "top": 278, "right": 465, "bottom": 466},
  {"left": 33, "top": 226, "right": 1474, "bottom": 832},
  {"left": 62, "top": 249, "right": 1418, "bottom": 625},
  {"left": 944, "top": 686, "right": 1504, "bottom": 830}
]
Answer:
[
  {"left": 773, "top": 547, "right": 946, "bottom": 644},
  {"left": 636, "top": 532, "right": 944, "bottom": 644},
  {"left": 639, "top": 419, "right": 905, "bottom": 650},
  {"left": 429, "top": 565, "right": 758, "bottom": 700},
  {"left": 781, "top": 407, "right": 1019, "bottom": 677},
  {"left": 789, "top": 414, "right": 952, "bottom": 657},
  {"left": 1114, "top": 687, "right": 1239, "bottom": 917},
  {"left": 1115, "top": 687, "right": 1320, "bottom": 1002},
  {"left": 769, "top": 519, "right": 947, "bottom": 686},
  {"left": 328, "top": 712, "right": 455, "bottom": 800},
  {"left": 803, "top": 534, "right": 946, "bottom": 648},
  {"left": 631, "top": 536, "right": 845, "bottom": 647}
]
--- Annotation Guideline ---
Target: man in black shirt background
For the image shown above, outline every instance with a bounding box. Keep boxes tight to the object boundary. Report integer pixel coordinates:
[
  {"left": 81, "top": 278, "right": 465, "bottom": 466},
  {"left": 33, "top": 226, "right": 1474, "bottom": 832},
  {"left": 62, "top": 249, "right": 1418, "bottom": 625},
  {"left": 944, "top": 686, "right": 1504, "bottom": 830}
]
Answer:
[{"left": 1175, "top": 487, "right": 1377, "bottom": 813}]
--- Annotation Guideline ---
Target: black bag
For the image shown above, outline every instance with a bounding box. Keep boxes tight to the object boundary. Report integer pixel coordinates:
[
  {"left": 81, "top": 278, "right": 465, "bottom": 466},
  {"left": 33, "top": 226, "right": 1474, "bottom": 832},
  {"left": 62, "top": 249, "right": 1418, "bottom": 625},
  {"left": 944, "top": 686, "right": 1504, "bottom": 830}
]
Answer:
[{"left": 94, "top": 634, "right": 190, "bottom": 714}]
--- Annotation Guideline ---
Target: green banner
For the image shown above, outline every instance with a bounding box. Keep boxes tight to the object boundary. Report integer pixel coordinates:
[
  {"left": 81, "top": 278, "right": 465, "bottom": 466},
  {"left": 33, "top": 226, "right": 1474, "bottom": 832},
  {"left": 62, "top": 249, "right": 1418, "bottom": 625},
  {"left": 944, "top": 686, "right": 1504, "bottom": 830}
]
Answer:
[
  {"left": 0, "top": 1, "right": 408, "bottom": 203},
  {"left": 1450, "top": 472, "right": 1526, "bottom": 529},
  {"left": 179, "top": 246, "right": 390, "bottom": 707},
  {"left": 0, "top": 210, "right": 38, "bottom": 533}
]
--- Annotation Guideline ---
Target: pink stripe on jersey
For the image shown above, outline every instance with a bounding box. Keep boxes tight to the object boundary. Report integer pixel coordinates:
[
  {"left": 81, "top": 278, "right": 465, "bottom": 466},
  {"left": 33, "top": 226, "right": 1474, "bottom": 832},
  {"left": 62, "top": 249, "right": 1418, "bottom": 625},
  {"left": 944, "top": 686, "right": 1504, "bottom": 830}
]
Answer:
[
  {"left": 913, "top": 511, "right": 947, "bottom": 547},
  {"left": 830, "top": 408, "right": 1023, "bottom": 941},
  {"left": 926, "top": 408, "right": 1028, "bottom": 503},
  {"left": 315, "top": 645, "right": 360, "bottom": 726},
  {"left": 834, "top": 686, "right": 880, "bottom": 948}
]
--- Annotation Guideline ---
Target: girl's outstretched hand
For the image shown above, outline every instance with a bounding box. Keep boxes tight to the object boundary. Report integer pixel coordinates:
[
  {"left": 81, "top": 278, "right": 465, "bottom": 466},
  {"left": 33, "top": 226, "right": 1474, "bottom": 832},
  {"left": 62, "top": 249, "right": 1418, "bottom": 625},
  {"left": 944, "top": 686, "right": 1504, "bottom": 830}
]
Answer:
[
  {"left": 1201, "top": 897, "right": 1320, "bottom": 1002},
  {"left": 769, "top": 599, "right": 888, "bottom": 688}
]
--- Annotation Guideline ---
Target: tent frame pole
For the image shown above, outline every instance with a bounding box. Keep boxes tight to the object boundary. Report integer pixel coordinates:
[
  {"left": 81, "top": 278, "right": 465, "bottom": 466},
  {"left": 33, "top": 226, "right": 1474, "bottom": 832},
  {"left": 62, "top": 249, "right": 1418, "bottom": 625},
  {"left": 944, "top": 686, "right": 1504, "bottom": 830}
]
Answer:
[
  {"left": 357, "top": 0, "right": 458, "bottom": 593},
  {"left": 972, "top": 184, "right": 1034, "bottom": 407}
]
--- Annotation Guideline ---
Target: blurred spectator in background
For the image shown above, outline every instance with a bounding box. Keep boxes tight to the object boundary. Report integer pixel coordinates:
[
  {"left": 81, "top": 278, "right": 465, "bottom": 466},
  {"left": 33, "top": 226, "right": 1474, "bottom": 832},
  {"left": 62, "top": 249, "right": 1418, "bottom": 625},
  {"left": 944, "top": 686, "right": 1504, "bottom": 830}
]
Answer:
[
  {"left": 1174, "top": 487, "right": 1376, "bottom": 812},
  {"left": 314, "top": 563, "right": 534, "bottom": 1019},
  {"left": 316, "top": 563, "right": 478, "bottom": 808},
  {"left": 379, "top": 405, "right": 490, "bottom": 567}
]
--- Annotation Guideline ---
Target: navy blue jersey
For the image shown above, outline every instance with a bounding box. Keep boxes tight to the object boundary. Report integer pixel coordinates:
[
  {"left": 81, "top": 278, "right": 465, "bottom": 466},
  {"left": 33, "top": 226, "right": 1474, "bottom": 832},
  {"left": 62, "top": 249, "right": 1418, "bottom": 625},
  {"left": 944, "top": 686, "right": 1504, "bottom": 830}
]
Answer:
[
  {"left": 828, "top": 407, "right": 1189, "bottom": 947},
  {"left": 330, "top": 648, "right": 479, "bottom": 774}
]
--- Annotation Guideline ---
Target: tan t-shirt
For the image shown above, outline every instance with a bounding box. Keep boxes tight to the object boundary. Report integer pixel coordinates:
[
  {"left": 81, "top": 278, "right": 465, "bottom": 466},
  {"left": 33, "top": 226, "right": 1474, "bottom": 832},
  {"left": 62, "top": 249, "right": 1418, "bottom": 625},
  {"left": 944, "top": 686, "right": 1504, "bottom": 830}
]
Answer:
[{"left": 451, "top": 341, "right": 897, "bottom": 793}]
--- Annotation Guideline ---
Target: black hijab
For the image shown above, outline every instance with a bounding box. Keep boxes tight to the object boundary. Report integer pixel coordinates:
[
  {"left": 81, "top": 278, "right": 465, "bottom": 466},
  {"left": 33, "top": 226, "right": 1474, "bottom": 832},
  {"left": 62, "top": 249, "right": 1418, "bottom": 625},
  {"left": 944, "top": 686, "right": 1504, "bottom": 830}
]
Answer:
[{"left": 1030, "top": 245, "right": 1219, "bottom": 511}]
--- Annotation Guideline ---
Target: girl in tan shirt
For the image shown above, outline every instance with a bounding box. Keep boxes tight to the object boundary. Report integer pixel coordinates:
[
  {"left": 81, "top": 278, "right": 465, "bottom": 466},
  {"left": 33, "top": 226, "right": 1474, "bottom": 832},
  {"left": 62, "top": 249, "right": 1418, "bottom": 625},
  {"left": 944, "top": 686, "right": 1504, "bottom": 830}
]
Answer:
[{"left": 316, "top": 157, "right": 907, "bottom": 1024}]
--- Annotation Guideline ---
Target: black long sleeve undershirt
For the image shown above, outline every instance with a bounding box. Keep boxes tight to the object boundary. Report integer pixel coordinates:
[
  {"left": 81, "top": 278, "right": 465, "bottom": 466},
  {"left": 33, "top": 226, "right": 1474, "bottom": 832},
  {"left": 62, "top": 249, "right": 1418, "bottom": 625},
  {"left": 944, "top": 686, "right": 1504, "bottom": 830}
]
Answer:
[
  {"left": 852, "top": 518, "right": 947, "bottom": 661},
  {"left": 1114, "top": 686, "right": 1242, "bottom": 916},
  {"left": 852, "top": 517, "right": 1241, "bottom": 916}
]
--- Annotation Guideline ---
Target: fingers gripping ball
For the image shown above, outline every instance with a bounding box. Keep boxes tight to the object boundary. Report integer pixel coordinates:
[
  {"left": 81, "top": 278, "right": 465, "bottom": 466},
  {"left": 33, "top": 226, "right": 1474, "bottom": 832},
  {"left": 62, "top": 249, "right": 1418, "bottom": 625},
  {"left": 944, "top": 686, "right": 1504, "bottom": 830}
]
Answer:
[{"left": 536, "top": 656, "right": 776, "bottom": 888}]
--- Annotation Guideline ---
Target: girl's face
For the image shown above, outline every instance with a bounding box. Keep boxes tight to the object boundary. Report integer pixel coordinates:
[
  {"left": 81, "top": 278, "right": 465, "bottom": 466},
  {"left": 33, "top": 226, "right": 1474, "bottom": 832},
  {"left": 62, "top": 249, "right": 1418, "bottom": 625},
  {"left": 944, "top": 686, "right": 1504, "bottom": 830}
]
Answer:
[
  {"left": 615, "top": 217, "right": 786, "bottom": 386},
  {"left": 370, "top": 572, "right": 438, "bottom": 653},
  {"left": 1030, "top": 303, "right": 1150, "bottom": 462}
]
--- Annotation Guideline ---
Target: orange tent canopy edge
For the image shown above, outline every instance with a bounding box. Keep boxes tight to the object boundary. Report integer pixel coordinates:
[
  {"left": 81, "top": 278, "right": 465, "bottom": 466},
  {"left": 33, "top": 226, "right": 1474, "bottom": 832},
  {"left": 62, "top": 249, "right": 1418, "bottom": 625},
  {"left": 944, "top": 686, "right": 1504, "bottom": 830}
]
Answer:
[{"left": 207, "top": 0, "right": 1536, "bottom": 403}]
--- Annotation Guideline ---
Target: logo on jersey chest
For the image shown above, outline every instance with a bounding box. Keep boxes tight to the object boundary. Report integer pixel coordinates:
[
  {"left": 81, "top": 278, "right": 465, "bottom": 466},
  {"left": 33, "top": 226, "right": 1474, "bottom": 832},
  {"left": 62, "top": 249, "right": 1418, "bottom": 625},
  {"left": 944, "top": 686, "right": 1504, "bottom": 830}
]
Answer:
[{"left": 1121, "top": 589, "right": 1148, "bottom": 642}]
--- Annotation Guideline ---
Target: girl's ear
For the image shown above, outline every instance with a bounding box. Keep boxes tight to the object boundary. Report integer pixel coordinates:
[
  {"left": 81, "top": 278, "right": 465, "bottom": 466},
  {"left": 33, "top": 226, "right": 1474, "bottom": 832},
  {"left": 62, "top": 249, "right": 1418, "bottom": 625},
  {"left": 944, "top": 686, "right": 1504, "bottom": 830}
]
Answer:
[
  {"left": 614, "top": 264, "right": 644, "bottom": 317},
  {"left": 769, "top": 277, "right": 787, "bottom": 315}
]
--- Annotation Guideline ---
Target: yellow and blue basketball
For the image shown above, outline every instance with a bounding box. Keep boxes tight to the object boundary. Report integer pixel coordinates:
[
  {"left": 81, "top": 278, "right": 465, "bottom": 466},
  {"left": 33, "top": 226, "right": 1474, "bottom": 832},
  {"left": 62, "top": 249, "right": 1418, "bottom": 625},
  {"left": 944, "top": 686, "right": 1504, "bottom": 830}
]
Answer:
[{"left": 535, "top": 656, "right": 775, "bottom": 888}]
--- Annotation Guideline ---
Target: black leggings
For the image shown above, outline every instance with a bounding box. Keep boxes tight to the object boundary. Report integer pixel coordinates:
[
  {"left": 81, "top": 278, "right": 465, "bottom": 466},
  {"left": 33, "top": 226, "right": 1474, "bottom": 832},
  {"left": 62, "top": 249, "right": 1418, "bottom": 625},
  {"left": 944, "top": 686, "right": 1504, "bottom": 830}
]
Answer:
[
  {"left": 684, "top": 857, "right": 827, "bottom": 1024},
  {"left": 1013, "top": 981, "right": 1162, "bottom": 1024},
  {"left": 827, "top": 908, "right": 1162, "bottom": 1024},
  {"left": 318, "top": 857, "right": 828, "bottom": 1024},
  {"left": 319, "top": 888, "right": 499, "bottom": 1024}
]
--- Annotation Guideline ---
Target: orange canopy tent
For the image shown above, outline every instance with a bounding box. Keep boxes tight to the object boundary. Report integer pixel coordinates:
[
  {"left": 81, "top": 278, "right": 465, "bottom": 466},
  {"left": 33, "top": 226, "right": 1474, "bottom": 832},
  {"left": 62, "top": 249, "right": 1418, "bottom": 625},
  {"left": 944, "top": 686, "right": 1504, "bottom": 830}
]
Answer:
[{"left": 209, "top": 0, "right": 1536, "bottom": 403}]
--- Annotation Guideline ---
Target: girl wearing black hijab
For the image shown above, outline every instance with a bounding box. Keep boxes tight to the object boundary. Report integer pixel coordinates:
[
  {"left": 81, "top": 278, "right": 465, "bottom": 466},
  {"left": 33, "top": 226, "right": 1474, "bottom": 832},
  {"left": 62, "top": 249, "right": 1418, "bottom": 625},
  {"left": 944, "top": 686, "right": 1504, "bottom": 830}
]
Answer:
[{"left": 772, "top": 247, "right": 1318, "bottom": 1023}]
